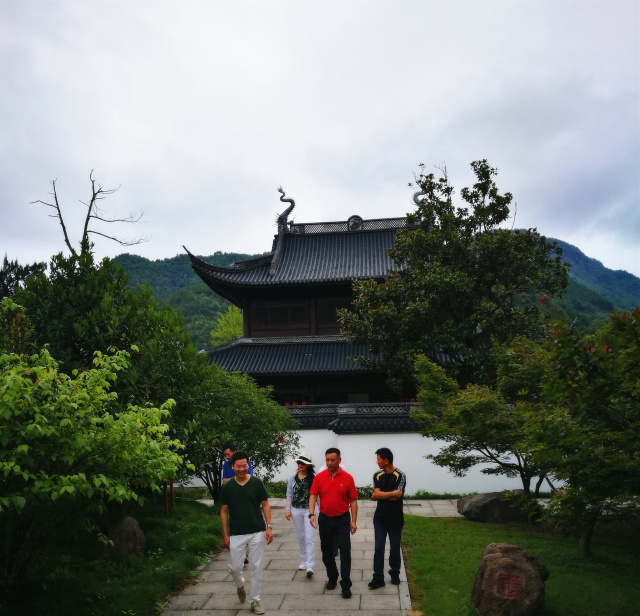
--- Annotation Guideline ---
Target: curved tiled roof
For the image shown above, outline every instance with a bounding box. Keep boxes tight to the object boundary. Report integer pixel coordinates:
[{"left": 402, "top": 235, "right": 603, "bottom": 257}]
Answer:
[
  {"left": 206, "top": 335, "right": 381, "bottom": 374},
  {"left": 186, "top": 227, "right": 400, "bottom": 288}
]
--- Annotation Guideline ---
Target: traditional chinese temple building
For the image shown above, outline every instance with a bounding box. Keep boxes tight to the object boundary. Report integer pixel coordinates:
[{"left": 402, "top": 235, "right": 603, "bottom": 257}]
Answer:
[
  {"left": 182, "top": 190, "right": 533, "bottom": 492},
  {"left": 185, "top": 189, "right": 419, "bottom": 434}
]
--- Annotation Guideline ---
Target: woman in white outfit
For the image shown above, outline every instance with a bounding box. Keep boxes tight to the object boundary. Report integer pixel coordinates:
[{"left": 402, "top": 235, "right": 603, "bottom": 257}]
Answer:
[{"left": 285, "top": 452, "right": 317, "bottom": 577}]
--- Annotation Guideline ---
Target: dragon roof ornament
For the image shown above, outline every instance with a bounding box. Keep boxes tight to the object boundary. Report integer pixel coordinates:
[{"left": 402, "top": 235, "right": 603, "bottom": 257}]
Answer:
[
  {"left": 276, "top": 187, "right": 295, "bottom": 229},
  {"left": 413, "top": 190, "right": 426, "bottom": 206},
  {"left": 270, "top": 187, "right": 296, "bottom": 276}
]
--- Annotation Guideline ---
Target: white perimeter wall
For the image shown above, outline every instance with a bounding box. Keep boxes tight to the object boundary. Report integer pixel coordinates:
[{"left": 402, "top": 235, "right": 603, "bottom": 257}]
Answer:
[
  {"left": 270, "top": 429, "right": 523, "bottom": 495},
  {"left": 184, "top": 429, "right": 524, "bottom": 495}
]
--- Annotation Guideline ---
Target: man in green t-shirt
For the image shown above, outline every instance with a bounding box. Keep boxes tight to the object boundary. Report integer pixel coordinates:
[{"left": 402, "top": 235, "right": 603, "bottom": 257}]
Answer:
[{"left": 219, "top": 451, "right": 273, "bottom": 615}]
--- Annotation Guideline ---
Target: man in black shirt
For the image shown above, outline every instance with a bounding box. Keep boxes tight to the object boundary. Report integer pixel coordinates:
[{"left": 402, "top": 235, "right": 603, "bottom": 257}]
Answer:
[{"left": 368, "top": 447, "right": 406, "bottom": 589}]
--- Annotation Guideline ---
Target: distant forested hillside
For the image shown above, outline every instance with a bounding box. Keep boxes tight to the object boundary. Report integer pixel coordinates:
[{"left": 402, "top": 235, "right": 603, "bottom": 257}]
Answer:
[
  {"left": 113, "top": 240, "right": 639, "bottom": 350},
  {"left": 113, "top": 251, "right": 258, "bottom": 348},
  {"left": 546, "top": 239, "right": 640, "bottom": 331},
  {"left": 113, "top": 252, "right": 256, "bottom": 300},
  {"left": 551, "top": 239, "right": 640, "bottom": 310}
]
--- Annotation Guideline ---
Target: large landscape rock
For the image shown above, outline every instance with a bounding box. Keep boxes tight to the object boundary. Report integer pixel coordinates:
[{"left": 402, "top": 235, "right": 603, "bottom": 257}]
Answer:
[
  {"left": 471, "top": 543, "right": 549, "bottom": 616},
  {"left": 457, "top": 491, "right": 531, "bottom": 523},
  {"left": 106, "top": 516, "right": 145, "bottom": 557}
]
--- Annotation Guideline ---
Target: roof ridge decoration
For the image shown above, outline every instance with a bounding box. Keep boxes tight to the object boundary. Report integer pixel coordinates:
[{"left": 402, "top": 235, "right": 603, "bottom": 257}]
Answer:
[
  {"left": 288, "top": 217, "right": 409, "bottom": 235},
  {"left": 270, "top": 187, "right": 296, "bottom": 276},
  {"left": 208, "top": 334, "right": 347, "bottom": 353}
]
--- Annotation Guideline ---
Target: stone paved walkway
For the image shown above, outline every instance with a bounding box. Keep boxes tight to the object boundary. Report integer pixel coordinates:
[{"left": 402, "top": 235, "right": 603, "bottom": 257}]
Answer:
[{"left": 162, "top": 498, "right": 461, "bottom": 616}]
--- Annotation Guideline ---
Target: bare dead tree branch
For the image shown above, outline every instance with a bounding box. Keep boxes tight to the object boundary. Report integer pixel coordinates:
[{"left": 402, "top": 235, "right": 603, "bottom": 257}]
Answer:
[
  {"left": 87, "top": 229, "right": 151, "bottom": 246},
  {"left": 31, "top": 172, "right": 149, "bottom": 256},
  {"left": 31, "top": 179, "right": 77, "bottom": 256}
]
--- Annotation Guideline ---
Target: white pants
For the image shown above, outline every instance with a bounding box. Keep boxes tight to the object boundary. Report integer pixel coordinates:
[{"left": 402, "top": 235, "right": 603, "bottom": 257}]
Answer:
[
  {"left": 229, "top": 531, "right": 266, "bottom": 602},
  {"left": 291, "top": 506, "right": 315, "bottom": 569}
]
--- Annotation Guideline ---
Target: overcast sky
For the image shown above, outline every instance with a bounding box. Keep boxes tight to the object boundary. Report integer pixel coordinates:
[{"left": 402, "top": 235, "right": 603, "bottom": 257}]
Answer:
[{"left": 1, "top": 1, "right": 639, "bottom": 279}]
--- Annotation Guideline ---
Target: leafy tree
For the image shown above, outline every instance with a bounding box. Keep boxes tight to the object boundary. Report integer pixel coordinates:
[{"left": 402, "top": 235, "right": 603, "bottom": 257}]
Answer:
[
  {"left": 14, "top": 246, "right": 202, "bottom": 412},
  {"left": 210, "top": 304, "right": 243, "bottom": 345},
  {"left": 19, "top": 173, "right": 299, "bottom": 508},
  {"left": 164, "top": 283, "right": 231, "bottom": 349},
  {"left": 176, "top": 361, "right": 299, "bottom": 500},
  {"left": 0, "top": 302, "right": 185, "bottom": 595},
  {"left": 339, "top": 160, "right": 569, "bottom": 393},
  {"left": 526, "top": 310, "right": 640, "bottom": 556},
  {"left": 15, "top": 249, "right": 134, "bottom": 373},
  {"left": 0, "top": 255, "right": 46, "bottom": 300},
  {"left": 0, "top": 298, "right": 34, "bottom": 356},
  {"left": 14, "top": 252, "right": 299, "bottom": 505},
  {"left": 414, "top": 341, "right": 549, "bottom": 495}
]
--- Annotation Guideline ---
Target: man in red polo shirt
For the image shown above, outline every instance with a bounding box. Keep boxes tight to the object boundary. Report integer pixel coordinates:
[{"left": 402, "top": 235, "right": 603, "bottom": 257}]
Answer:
[{"left": 308, "top": 447, "right": 358, "bottom": 599}]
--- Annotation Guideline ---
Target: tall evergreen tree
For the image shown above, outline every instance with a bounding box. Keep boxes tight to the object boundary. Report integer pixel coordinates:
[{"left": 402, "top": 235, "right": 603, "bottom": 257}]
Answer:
[
  {"left": 0, "top": 255, "right": 46, "bottom": 300},
  {"left": 340, "top": 160, "right": 570, "bottom": 393}
]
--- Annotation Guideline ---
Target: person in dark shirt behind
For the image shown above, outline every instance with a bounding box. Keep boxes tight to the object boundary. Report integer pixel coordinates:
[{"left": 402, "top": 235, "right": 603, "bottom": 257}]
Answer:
[{"left": 368, "top": 447, "right": 406, "bottom": 589}]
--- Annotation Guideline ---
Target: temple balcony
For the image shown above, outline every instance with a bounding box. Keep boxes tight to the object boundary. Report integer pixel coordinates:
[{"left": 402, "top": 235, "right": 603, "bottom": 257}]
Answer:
[{"left": 284, "top": 401, "right": 425, "bottom": 433}]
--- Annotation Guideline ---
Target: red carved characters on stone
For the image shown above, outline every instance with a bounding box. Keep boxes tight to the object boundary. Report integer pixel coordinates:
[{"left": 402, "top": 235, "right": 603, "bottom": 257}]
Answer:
[{"left": 496, "top": 571, "right": 523, "bottom": 599}]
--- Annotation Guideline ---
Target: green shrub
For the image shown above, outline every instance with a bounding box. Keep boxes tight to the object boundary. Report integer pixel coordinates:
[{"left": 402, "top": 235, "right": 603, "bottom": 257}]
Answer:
[
  {"left": 406, "top": 490, "right": 474, "bottom": 500},
  {"left": 265, "top": 481, "right": 287, "bottom": 498}
]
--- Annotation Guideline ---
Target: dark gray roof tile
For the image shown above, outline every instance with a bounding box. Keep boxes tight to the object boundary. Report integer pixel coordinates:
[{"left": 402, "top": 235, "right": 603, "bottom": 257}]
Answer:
[
  {"left": 207, "top": 335, "right": 380, "bottom": 374},
  {"left": 187, "top": 227, "right": 399, "bottom": 287}
]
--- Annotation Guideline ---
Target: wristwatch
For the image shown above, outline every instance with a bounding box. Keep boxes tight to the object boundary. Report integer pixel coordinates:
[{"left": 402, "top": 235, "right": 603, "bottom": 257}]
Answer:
[
  {"left": 266, "top": 524, "right": 272, "bottom": 528},
  {"left": 308, "top": 513, "right": 315, "bottom": 518}
]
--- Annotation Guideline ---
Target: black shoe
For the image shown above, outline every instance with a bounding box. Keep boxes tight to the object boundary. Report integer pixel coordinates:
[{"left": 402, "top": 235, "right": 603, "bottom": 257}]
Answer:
[
  {"left": 390, "top": 573, "right": 400, "bottom": 585},
  {"left": 244, "top": 557, "right": 249, "bottom": 565},
  {"left": 368, "top": 578, "right": 386, "bottom": 589},
  {"left": 325, "top": 580, "right": 337, "bottom": 590},
  {"left": 342, "top": 588, "right": 352, "bottom": 599}
]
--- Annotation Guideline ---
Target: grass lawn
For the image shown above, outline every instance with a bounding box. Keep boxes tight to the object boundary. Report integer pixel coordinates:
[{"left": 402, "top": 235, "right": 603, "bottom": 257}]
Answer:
[
  {"left": 2, "top": 494, "right": 222, "bottom": 616},
  {"left": 402, "top": 515, "right": 640, "bottom": 616}
]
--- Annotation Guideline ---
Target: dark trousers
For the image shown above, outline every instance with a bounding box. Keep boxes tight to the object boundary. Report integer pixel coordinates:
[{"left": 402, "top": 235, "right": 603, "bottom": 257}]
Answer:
[
  {"left": 373, "top": 519, "right": 403, "bottom": 580},
  {"left": 318, "top": 512, "right": 351, "bottom": 590}
]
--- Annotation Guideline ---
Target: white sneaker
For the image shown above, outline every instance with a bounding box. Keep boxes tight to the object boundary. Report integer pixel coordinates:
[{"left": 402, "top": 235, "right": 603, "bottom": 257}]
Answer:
[
  {"left": 298, "top": 563, "right": 306, "bottom": 570},
  {"left": 251, "top": 600, "right": 265, "bottom": 614},
  {"left": 306, "top": 568, "right": 314, "bottom": 578}
]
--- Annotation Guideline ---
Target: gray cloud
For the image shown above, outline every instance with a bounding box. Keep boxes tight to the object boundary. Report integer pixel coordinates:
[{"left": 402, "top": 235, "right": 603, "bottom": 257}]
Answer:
[{"left": 1, "top": 1, "right": 638, "bottom": 277}]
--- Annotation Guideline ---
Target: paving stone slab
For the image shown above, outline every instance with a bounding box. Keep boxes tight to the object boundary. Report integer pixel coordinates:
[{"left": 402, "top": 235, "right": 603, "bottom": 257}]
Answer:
[
  {"left": 159, "top": 611, "right": 238, "bottom": 616},
  {"left": 199, "top": 570, "right": 232, "bottom": 582},
  {"left": 257, "top": 612, "right": 400, "bottom": 616},
  {"left": 202, "top": 594, "right": 285, "bottom": 610},
  {"left": 163, "top": 594, "right": 210, "bottom": 610},
  {"left": 280, "top": 593, "right": 361, "bottom": 610},
  {"left": 351, "top": 581, "right": 401, "bottom": 594},
  {"left": 359, "top": 593, "right": 402, "bottom": 610},
  {"left": 259, "top": 581, "right": 327, "bottom": 595}
]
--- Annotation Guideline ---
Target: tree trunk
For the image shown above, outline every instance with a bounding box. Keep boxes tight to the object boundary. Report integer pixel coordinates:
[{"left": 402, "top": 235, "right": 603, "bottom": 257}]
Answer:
[
  {"left": 200, "top": 466, "right": 222, "bottom": 501},
  {"left": 580, "top": 518, "right": 597, "bottom": 557},
  {"left": 519, "top": 471, "right": 531, "bottom": 495}
]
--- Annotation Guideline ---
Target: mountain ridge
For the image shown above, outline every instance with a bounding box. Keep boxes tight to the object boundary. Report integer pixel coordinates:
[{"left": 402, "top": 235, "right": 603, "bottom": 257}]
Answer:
[{"left": 113, "top": 240, "right": 639, "bottom": 349}]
